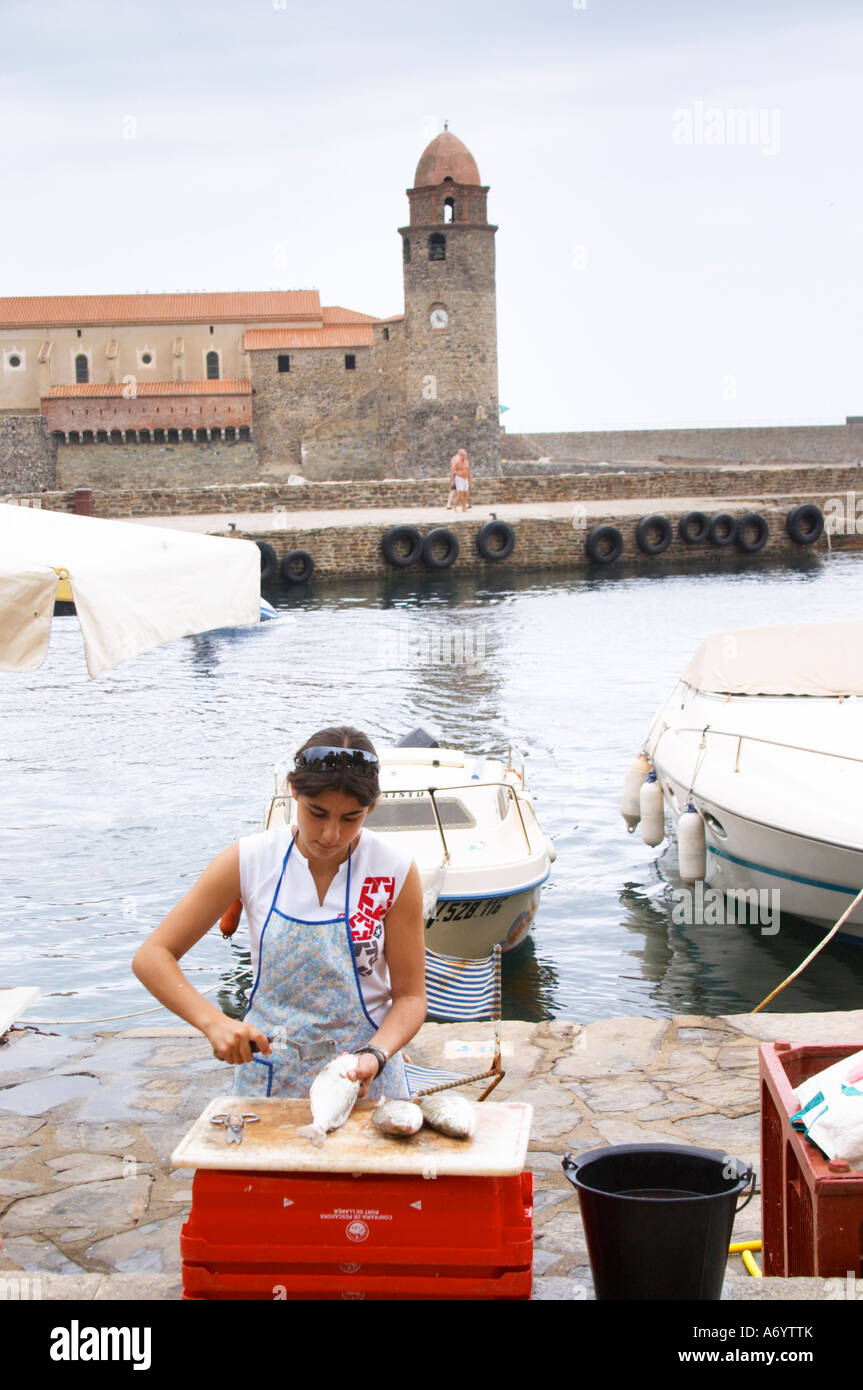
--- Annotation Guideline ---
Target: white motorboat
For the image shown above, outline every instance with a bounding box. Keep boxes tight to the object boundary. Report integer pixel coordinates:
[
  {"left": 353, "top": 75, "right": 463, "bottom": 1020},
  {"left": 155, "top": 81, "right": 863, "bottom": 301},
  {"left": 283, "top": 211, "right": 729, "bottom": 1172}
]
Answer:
[
  {"left": 264, "top": 730, "right": 556, "bottom": 957},
  {"left": 632, "top": 622, "right": 863, "bottom": 941}
]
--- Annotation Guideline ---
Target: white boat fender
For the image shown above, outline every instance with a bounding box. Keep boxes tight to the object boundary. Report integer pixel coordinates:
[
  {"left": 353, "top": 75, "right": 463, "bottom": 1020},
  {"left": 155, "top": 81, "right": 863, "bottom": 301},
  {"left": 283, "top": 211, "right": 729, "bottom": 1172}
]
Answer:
[
  {"left": 678, "top": 803, "right": 707, "bottom": 883},
  {"left": 546, "top": 836, "right": 557, "bottom": 863},
  {"left": 639, "top": 771, "right": 665, "bottom": 846},
  {"left": 622, "top": 751, "right": 651, "bottom": 832}
]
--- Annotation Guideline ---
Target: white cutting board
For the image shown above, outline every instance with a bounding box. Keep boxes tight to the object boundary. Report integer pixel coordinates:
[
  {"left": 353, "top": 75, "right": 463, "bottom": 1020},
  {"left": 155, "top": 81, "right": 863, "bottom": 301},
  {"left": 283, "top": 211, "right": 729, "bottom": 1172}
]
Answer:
[{"left": 171, "top": 1096, "right": 533, "bottom": 1177}]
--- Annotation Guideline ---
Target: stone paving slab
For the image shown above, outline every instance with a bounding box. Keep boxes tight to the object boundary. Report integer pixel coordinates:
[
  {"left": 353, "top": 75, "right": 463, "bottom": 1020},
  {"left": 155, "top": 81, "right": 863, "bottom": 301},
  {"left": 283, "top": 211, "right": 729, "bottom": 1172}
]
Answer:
[
  {"left": 724, "top": 1010, "right": 863, "bottom": 1045},
  {"left": 1, "top": 1010, "right": 860, "bottom": 1301}
]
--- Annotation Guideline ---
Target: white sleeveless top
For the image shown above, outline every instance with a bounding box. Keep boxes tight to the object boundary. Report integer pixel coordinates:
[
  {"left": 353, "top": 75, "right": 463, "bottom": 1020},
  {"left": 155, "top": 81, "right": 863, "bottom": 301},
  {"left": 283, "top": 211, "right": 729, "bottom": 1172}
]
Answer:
[{"left": 238, "top": 825, "right": 415, "bottom": 1026}]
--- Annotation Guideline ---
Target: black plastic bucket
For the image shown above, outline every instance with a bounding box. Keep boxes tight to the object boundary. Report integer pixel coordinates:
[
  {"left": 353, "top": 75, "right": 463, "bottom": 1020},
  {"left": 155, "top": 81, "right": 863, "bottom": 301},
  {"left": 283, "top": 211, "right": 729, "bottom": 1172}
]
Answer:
[{"left": 562, "top": 1143, "right": 755, "bottom": 1300}]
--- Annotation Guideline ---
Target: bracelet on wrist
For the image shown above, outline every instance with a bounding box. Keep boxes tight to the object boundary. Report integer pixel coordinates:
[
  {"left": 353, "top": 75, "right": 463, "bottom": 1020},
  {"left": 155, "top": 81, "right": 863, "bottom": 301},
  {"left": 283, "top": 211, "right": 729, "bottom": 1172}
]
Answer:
[{"left": 355, "top": 1044, "right": 388, "bottom": 1076}]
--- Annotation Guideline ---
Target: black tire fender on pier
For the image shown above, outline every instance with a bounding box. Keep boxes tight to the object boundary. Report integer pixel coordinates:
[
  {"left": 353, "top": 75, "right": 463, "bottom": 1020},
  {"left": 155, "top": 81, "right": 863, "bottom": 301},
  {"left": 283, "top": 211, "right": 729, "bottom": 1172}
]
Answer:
[
  {"left": 678, "top": 511, "right": 710, "bottom": 545},
  {"left": 785, "top": 504, "right": 824, "bottom": 546},
  {"left": 635, "top": 514, "right": 673, "bottom": 555},
  {"left": 256, "top": 540, "right": 279, "bottom": 584},
  {"left": 280, "top": 549, "right": 315, "bottom": 583},
  {"left": 422, "top": 528, "right": 460, "bottom": 569},
  {"left": 475, "top": 520, "right": 515, "bottom": 562},
  {"left": 708, "top": 513, "right": 738, "bottom": 547},
  {"left": 585, "top": 524, "right": 624, "bottom": 564},
  {"left": 734, "top": 513, "right": 770, "bottom": 554},
  {"left": 381, "top": 525, "right": 423, "bottom": 567}
]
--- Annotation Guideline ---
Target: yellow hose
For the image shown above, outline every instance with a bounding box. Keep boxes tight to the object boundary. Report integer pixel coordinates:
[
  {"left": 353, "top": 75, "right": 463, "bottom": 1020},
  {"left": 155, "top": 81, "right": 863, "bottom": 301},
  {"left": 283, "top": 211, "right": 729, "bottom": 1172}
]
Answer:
[
  {"left": 728, "top": 1239, "right": 762, "bottom": 1277},
  {"left": 741, "top": 1249, "right": 762, "bottom": 1278}
]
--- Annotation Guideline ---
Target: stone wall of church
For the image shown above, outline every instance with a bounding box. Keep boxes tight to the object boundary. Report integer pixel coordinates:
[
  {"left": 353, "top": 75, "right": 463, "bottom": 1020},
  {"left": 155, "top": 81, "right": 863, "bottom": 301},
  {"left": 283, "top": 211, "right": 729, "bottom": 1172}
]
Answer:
[
  {"left": 406, "top": 408, "right": 501, "bottom": 478},
  {"left": 300, "top": 391, "right": 383, "bottom": 480},
  {"left": 374, "top": 320, "right": 408, "bottom": 475},
  {"left": 250, "top": 345, "right": 378, "bottom": 474},
  {"left": 0, "top": 415, "right": 57, "bottom": 491}
]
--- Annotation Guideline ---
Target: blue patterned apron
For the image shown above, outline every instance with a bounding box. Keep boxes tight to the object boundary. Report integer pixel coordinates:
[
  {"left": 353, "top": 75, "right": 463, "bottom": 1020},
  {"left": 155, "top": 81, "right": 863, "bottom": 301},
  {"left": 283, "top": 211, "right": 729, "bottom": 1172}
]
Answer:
[{"left": 231, "top": 832, "right": 409, "bottom": 1100}]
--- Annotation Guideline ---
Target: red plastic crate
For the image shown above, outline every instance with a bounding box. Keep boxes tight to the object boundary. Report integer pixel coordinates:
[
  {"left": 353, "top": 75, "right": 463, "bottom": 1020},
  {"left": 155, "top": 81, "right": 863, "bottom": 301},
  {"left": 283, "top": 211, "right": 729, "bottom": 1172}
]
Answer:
[
  {"left": 760, "top": 1040, "right": 863, "bottom": 1277},
  {"left": 181, "top": 1264, "right": 532, "bottom": 1300},
  {"left": 181, "top": 1168, "right": 533, "bottom": 1301}
]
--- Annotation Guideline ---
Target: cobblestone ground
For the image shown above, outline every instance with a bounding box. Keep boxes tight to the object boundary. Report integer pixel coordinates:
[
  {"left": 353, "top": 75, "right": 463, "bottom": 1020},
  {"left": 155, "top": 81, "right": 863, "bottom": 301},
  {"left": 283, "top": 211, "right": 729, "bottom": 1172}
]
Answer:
[{"left": 1, "top": 1008, "right": 861, "bottom": 1300}]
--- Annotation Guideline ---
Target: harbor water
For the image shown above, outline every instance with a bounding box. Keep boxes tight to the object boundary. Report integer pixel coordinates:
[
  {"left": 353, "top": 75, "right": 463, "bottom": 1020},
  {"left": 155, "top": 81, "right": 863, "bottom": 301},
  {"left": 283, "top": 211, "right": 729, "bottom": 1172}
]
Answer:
[{"left": 3, "top": 549, "right": 863, "bottom": 1031}]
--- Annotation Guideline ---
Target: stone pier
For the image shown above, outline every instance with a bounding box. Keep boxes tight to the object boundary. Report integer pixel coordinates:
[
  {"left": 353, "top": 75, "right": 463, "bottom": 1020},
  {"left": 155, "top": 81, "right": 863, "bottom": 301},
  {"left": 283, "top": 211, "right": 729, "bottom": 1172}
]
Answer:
[{"left": 1, "top": 1008, "right": 861, "bottom": 1300}]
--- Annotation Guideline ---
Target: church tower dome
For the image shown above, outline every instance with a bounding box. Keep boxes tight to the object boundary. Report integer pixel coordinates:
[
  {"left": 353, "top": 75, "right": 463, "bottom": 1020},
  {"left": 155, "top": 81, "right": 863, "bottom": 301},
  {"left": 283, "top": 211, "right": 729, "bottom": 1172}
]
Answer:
[{"left": 413, "top": 130, "right": 482, "bottom": 187}]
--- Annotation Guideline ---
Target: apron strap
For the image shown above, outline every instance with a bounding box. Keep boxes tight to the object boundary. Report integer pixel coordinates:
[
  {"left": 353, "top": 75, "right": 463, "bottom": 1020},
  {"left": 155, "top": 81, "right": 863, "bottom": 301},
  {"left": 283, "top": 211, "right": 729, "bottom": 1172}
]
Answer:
[{"left": 246, "top": 836, "right": 296, "bottom": 1012}]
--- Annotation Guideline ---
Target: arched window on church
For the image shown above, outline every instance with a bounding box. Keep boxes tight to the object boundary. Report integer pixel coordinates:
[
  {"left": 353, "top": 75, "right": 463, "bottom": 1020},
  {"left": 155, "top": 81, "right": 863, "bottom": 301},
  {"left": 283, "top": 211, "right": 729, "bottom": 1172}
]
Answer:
[
  {"left": 206, "top": 350, "right": 220, "bottom": 380},
  {"left": 403, "top": 238, "right": 411, "bottom": 263},
  {"left": 428, "top": 233, "right": 446, "bottom": 262},
  {"left": 75, "top": 354, "right": 89, "bottom": 384},
  {"left": 444, "top": 197, "right": 455, "bottom": 224}
]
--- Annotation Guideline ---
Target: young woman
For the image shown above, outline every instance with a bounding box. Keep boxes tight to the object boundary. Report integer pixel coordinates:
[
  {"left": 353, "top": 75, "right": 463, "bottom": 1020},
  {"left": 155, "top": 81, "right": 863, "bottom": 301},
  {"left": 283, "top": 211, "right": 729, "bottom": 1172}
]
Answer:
[{"left": 132, "top": 727, "right": 426, "bottom": 1100}]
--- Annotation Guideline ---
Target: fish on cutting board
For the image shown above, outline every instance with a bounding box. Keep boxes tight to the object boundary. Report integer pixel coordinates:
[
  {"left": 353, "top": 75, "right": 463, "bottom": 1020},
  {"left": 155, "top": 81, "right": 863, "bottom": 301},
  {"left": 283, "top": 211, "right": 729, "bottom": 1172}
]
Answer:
[
  {"left": 372, "top": 1099, "right": 424, "bottom": 1137},
  {"left": 419, "top": 1092, "right": 476, "bottom": 1140},
  {"left": 297, "top": 1053, "right": 361, "bottom": 1147}
]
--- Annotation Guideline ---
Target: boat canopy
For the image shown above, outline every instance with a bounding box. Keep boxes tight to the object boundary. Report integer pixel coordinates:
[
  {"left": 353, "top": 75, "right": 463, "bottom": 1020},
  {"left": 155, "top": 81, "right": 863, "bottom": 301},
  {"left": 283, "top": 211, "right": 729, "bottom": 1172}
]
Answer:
[
  {"left": 682, "top": 623, "right": 863, "bottom": 697},
  {"left": 0, "top": 503, "right": 260, "bottom": 678}
]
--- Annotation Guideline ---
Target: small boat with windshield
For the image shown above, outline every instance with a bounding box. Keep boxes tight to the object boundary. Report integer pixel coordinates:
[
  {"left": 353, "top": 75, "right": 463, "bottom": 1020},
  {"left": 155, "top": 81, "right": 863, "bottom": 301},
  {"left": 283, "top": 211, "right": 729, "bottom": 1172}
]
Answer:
[{"left": 264, "top": 729, "right": 555, "bottom": 956}]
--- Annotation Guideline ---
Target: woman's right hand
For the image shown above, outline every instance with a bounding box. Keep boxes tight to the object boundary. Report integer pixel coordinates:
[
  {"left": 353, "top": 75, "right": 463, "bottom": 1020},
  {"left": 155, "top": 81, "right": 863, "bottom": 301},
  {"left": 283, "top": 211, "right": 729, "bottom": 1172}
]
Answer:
[{"left": 204, "top": 1016, "right": 271, "bottom": 1065}]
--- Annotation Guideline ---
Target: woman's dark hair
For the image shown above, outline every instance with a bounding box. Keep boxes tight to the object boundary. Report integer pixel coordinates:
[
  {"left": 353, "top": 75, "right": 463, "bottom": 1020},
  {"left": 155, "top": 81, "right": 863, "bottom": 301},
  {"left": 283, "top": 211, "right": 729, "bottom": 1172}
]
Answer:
[{"left": 289, "top": 726, "right": 380, "bottom": 807}]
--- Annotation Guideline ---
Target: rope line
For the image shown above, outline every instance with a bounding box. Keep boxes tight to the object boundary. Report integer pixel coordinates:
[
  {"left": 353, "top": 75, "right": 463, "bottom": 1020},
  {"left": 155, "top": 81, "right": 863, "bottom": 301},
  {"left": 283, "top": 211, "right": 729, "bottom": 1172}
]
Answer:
[{"left": 752, "top": 885, "right": 863, "bottom": 1013}]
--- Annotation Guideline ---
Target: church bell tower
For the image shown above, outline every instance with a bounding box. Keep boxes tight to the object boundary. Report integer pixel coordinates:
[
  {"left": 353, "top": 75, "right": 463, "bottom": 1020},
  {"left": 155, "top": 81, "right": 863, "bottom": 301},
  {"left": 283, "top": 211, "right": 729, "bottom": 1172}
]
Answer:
[{"left": 398, "top": 128, "right": 500, "bottom": 477}]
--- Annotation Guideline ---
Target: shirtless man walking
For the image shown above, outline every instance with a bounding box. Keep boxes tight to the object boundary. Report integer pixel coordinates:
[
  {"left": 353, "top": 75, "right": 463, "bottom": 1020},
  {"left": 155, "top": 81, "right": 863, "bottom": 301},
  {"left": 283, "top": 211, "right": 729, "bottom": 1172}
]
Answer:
[{"left": 448, "top": 448, "right": 472, "bottom": 512}]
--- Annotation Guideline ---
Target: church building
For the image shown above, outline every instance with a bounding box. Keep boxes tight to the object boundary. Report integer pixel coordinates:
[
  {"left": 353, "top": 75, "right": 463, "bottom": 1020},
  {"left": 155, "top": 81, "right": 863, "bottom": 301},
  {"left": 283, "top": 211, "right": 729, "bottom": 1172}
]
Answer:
[{"left": 0, "top": 130, "right": 501, "bottom": 489}]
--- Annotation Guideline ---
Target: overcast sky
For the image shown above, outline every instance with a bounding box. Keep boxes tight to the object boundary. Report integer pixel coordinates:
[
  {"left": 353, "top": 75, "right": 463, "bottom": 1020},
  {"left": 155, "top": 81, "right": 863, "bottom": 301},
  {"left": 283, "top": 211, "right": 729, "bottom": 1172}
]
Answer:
[{"left": 2, "top": 0, "right": 861, "bottom": 434}]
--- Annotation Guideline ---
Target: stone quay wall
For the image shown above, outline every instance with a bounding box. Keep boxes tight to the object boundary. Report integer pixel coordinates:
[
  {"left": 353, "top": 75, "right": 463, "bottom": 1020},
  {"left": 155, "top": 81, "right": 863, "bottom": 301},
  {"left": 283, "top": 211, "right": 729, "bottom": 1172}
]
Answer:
[
  {"left": 502, "top": 420, "right": 863, "bottom": 466},
  {"left": 243, "top": 499, "right": 841, "bottom": 582},
  {"left": 22, "top": 461, "right": 863, "bottom": 519},
  {"left": 4, "top": 411, "right": 862, "bottom": 494}
]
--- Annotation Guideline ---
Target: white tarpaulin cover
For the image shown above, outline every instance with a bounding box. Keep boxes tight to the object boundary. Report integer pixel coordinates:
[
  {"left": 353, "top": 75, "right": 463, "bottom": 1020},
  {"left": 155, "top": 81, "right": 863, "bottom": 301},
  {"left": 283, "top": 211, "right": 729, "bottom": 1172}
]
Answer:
[
  {"left": 0, "top": 504, "right": 260, "bottom": 677},
  {"left": 682, "top": 623, "right": 863, "bottom": 697}
]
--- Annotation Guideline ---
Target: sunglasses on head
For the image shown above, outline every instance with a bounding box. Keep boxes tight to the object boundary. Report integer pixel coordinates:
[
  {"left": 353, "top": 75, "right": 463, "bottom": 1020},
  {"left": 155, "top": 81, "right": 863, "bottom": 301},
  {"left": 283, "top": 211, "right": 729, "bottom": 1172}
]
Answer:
[{"left": 294, "top": 746, "right": 380, "bottom": 773}]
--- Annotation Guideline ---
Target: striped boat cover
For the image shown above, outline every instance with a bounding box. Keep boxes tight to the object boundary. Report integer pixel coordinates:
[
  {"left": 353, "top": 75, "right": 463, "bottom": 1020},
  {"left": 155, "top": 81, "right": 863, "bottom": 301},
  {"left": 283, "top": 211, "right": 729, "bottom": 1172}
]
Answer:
[
  {"left": 404, "top": 946, "right": 502, "bottom": 1099},
  {"left": 425, "top": 946, "right": 501, "bottom": 1022}
]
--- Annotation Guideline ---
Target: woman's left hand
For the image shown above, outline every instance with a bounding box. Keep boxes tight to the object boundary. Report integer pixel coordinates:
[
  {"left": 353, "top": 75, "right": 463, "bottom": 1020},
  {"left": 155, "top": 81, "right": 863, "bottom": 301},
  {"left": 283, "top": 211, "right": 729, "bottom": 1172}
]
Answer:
[{"left": 347, "top": 1053, "right": 381, "bottom": 1098}]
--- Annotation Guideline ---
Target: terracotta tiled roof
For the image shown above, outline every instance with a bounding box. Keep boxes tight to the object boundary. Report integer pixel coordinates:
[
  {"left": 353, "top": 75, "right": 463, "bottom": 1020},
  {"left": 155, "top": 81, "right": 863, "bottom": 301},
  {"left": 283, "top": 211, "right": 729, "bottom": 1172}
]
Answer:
[
  {"left": 42, "top": 380, "right": 252, "bottom": 398},
  {"left": 243, "top": 327, "right": 374, "bottom": 350},
  {"left": 321, "top": 306, "right": 380, "bottom": 324},
  {"left": 0, "top": 292, "right": 321, "bottom": 327},
  {"left": 377, "top": 314, "right": 405, "bottom": 323}
]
